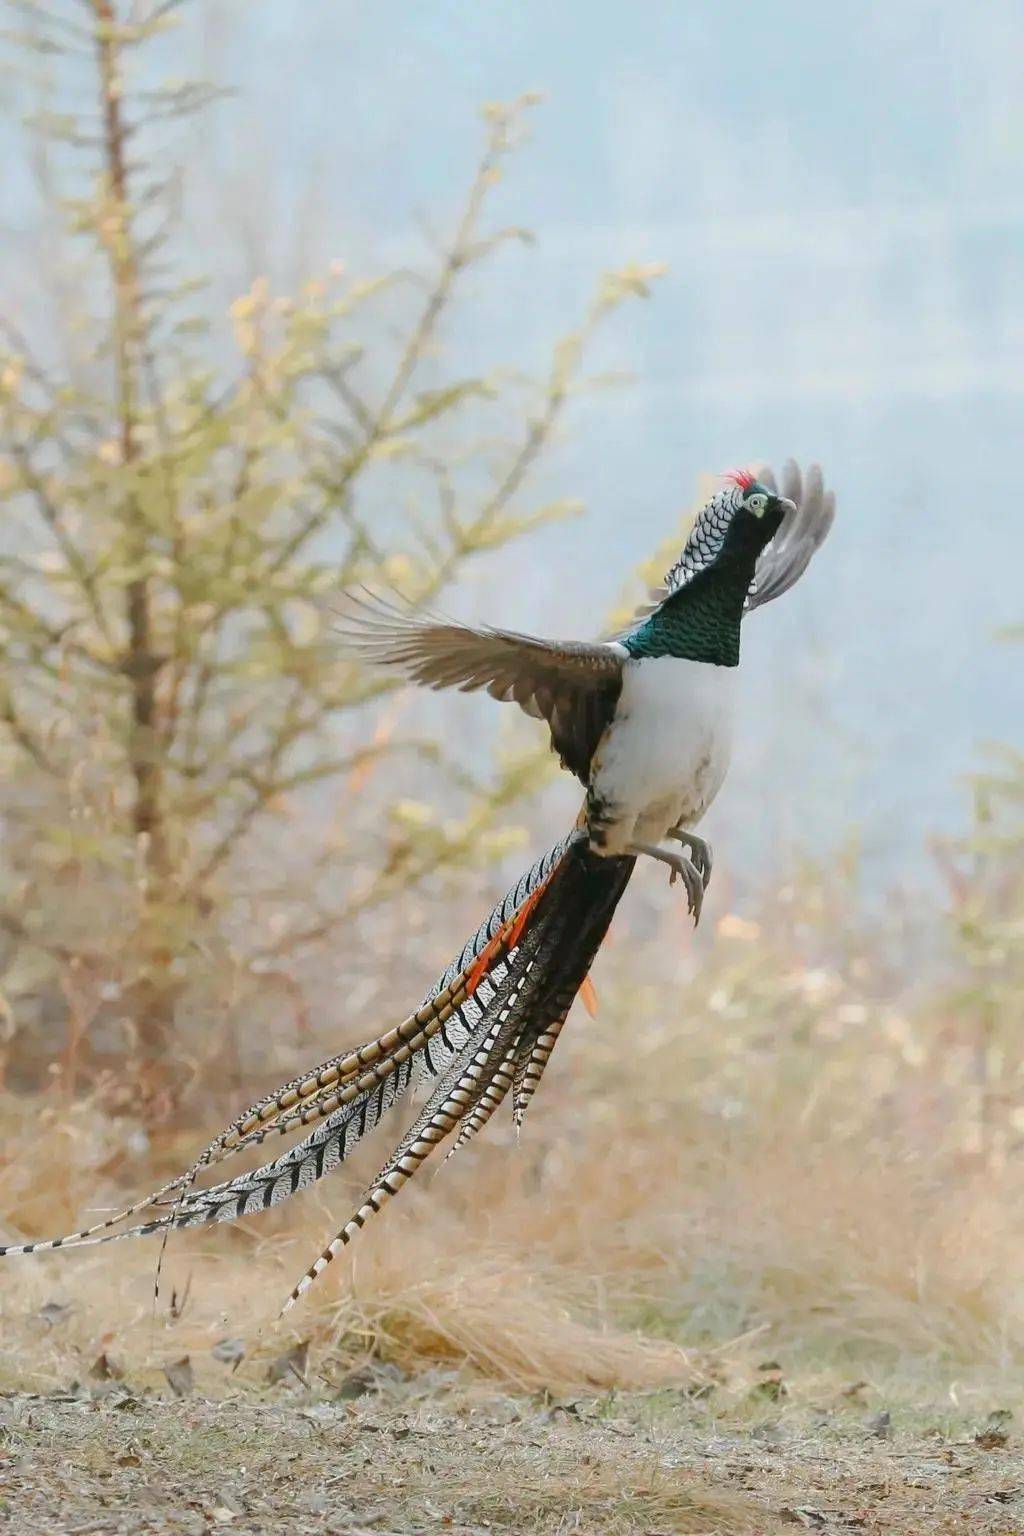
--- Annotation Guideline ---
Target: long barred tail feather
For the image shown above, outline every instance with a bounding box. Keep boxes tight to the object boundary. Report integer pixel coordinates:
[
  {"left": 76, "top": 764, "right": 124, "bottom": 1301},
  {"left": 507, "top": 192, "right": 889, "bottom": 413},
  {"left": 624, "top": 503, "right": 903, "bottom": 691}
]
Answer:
[
  {"left": 444, "top": 1040, "right": 518, "bottom": 1162},
  {"left": 0, "top": 834, "right": 634, "bottom": 1315},
  {"left": 0, "top": 952, "right": 512, "bottom": 1260},
  {"left": 279, "top": 842, "right": 634, "bottom": 1308},
  {"left": 39, "top": 951, "right": 544, "bottom": 1284},
  {"left": 280, "top": 908, "right": 566, "bottom": 1311},
  {"left": 148, "top": 883, "right": 570, "bottom": 1234},
  {"left": 0, "top": 1174, "right": 193, "bottom": 1258},
  {"left": 147, "top": 947, "right": 508, "bottom": 1306},
  {"left": 508, "top": 853, "right": 632, "bottom": 1128},
  {"left": 511, "top": 1007, "right": 571, "bottom": 1130},
  {"left": 175, "top": 953, "right": 500, "bottom": 1180},
  {"left": 159, "top": 858, "right": 579, "bottom": 1239},
  {"left": 148, "top": 1072, "right": 389, "bottom": 1203}
]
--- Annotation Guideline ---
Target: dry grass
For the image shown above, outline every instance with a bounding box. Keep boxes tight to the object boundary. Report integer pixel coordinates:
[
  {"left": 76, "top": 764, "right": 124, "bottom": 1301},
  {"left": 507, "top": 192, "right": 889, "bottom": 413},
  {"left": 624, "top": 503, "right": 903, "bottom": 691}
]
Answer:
[
  {"left": 3, "top": 1064, "right": 1024, "bottom": 1412},
  {"left": 2, "top": 856, "right": 1023, "bottom": 1423}
]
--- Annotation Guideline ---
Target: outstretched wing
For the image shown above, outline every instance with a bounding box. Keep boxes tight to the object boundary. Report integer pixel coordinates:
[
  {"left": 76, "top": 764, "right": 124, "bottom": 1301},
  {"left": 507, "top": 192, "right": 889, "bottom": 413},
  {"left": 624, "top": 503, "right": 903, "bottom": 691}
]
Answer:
[
  {"left": 335, "top": 592, "right": 624, "bottom": 782},
  {"left": 747, "top": 461, "right": 836, "bottom": 610},
  {"left": 338, "top": 462, "right": 833, "bottom": 772},
  {"left": 626, "top": 460, "right": 836, "bottom": 627}
]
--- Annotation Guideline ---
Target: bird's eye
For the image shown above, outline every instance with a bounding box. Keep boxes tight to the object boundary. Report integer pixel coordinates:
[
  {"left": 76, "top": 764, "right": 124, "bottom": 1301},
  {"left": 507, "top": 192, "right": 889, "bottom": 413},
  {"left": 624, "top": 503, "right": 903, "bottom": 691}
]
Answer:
[{"left": 747, "top": 492, "right": 768, "bottom": 516}]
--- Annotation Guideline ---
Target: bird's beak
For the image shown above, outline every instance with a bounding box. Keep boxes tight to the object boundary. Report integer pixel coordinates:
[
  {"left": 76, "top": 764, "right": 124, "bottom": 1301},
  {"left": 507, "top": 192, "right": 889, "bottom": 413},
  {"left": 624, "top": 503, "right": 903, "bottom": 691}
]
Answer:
[{"left": 776, "top": 496, "right": 798, "bottom": 519}]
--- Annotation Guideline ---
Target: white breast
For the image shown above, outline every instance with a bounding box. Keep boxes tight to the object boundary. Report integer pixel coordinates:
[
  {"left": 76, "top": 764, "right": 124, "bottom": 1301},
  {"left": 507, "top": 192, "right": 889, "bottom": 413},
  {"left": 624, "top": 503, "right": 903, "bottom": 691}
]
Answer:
[{"left": 589, "top": 657, "right": 736, "bottom": 855}]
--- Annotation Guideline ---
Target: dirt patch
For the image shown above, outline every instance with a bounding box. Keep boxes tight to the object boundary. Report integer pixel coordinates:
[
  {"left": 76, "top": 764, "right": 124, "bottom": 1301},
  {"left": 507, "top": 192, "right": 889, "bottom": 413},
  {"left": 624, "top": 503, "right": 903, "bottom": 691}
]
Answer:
[{"left": 1, "top": 1380, "right": 1022, "bottom": 1535}]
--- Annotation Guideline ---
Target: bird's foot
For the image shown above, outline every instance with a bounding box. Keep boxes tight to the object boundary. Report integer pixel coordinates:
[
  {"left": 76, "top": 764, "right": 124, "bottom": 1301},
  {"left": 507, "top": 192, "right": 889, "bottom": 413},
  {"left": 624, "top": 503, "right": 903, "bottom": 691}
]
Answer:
[
  {"left": 666, "top": 856, "right": 704, "bottom": 925},
  {"left": 666, "top": 828, "right": 713, "bottom": 890},
  {"left": 628, "top": 841, "right": 704, "bottom": 925}
]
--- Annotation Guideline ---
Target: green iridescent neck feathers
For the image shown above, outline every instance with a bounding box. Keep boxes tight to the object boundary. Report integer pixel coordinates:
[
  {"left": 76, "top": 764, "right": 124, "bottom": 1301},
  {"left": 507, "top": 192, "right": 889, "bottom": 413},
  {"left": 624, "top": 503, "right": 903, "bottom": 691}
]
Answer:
[{"left": 621, "top": 476, "right": 789, "bottom": 667}]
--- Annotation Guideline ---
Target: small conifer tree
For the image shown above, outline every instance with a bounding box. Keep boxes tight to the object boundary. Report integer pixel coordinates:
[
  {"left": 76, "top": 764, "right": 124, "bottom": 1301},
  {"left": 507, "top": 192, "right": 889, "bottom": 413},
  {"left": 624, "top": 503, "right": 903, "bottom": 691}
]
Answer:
[{"left": 0, "top": 1, "right": 661, "bottom": 1107}]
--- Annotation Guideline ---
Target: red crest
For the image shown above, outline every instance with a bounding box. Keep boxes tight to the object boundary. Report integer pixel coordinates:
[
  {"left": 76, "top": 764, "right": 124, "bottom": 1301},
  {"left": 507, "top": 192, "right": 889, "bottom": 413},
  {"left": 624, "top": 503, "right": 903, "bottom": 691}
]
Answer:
[{"left": 723, "top": 468, "right": 756, "bottom": 491}]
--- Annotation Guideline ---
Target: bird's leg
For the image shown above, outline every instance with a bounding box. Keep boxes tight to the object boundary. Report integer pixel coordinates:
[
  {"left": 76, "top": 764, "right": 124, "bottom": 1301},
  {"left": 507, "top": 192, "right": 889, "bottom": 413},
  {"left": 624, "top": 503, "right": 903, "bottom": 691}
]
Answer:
[
  {"left": 628, "top": 841, "right": 704, "bottom": 925},
  {"left": 666, "top": 827, "right": 713, "bottom": 891}
]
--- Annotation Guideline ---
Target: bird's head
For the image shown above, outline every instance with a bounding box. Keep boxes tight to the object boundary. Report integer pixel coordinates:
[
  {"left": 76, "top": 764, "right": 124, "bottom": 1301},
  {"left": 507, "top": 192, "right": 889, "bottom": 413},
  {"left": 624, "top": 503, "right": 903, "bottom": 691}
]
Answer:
[
  {"left": 714, "top": 469, "right": 795, "bottom": 553},
  {"left": 660, "top": 468, "right": 796, "bottom": 594}
]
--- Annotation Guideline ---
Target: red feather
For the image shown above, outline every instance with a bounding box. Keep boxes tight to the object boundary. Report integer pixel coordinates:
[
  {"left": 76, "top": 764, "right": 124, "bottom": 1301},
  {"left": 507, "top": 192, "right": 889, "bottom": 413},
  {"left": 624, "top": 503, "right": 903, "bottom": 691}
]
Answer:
[
  {"left": 723, "top": 467, "right": 756, "bottom": 491},
  {"left": 465, "top": 866, "right": 558, "bottom": 997}
]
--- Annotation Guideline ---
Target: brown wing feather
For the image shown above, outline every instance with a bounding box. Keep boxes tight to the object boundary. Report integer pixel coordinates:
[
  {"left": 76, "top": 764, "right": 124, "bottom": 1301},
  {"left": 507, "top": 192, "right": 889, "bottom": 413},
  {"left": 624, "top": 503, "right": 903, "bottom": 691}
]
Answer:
[{"left": 335, "top": 592, "right": 623, "bottom": 782}]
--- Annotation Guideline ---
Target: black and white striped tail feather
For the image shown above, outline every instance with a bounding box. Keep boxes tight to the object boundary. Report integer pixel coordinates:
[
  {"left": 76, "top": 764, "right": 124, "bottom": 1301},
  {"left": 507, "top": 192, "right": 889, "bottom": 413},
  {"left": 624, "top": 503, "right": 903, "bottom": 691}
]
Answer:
[
  {"left": 0, "top": 952, "right": 527, "bottom": 1257},
  {"left": 280, "top": 907, "right": 565, "bottom": 1310},
  {"left": 0, "top": 1006, "right": 476, "bottom": 1259},
  {"left": 0, "top": 945, "right": 513, "bottom": 1260},
  {"left": 0, "top": 1053, "right": 419, "bottom": 1257},
  {"left": 432, "top": 1002, "right": 566, "bottom": 1161},
  {"left": 154, "top": 920, "right": 551, "bottom": 1231},
  {"left": 438, "top": 944, "right": 581, "bottom": 1164},
  {"left": 191, "top": 959, "right": 490, "bottom": 1167},
  {"left": 442, "top": 911, "right": 611, "bottom": 1161},
  {"left": 279, "top": 842, "right": 635, "bottom": 1309},
  {"left": 444, "top": 1040, "right": 518, "bottom": 1161},
  {"left": 147, "top": 959, "right": 495, "bottom": 1302},
  {"left": 0, "top": 832, "right": 624, "bottom": 1301},
  {"left": 163, "top": 1058, "right": 422, "bottom": 1231},
  {"left": 171, "top": 883, "right": 551, "bottom": 1204},
  {"left": 509, "top": 850, "right": 633, "bottom": 1127},
  {"left": 511, "top": 1008, "right": 571, "bottom": 1130},
  {"left": 410, "top": 832, "right": 603, "bottom": 1141},
  {"left": 216, "top": 834, "right": 584, "bottom": 1199},
  {"left": 0, "top": 846, "right": 571, "bottom": 1259},
  {"left": 427, "top": 831, "right": 580, "bottom": 1002},
  {"left": 149, "top": 1071, "right": 396, "bottom": 1205},
  {"left": 410, "top": 832, "right": 583, "bottom": 1099}
]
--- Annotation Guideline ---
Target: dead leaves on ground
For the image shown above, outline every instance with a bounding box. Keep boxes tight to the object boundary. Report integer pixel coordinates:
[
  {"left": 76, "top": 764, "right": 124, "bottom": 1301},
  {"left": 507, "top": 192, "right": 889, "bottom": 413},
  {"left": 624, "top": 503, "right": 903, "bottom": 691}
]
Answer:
[{"left": 161, "top": 1356, "right": 194, "bottom": 1397}]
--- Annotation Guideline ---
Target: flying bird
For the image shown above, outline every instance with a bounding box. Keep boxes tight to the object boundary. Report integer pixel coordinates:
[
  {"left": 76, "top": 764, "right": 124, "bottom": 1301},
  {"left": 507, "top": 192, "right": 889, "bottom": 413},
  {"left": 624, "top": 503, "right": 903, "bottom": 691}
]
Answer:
[{"left": 0, "top": 462, "right": 835, "bottom": 1312}]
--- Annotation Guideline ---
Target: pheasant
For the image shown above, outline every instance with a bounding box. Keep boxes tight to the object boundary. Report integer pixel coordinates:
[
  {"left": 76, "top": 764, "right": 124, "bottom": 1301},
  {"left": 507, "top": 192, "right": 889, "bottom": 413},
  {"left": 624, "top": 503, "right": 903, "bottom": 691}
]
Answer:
[{"left": 0, "top": 462, "right": 835, "bottom": 1313}]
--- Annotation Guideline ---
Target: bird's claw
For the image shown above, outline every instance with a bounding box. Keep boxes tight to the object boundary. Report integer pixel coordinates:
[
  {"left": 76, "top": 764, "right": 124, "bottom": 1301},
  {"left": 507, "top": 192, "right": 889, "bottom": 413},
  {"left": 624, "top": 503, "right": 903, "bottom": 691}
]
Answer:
[
  {"left": 667, "top": 829, "right": 713, "bottom": 891},
  {"left": 665, "top": 852, "right": 704, "bottom": 925},
  {"left": 627, "top": 840, "right": 706, "bottom": 925}
]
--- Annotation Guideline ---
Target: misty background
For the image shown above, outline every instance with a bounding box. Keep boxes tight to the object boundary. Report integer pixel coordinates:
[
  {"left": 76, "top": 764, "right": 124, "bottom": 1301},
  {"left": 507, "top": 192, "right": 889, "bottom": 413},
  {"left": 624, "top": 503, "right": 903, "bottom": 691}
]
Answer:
[{"left": 6, "top": 0, "right": 1023, "bottom": 887}]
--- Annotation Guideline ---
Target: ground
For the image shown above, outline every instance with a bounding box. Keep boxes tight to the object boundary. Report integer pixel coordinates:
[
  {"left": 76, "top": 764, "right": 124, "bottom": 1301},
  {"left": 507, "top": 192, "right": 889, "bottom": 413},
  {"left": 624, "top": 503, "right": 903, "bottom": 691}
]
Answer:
[{"left": 3, "top": 1371, "right": 1023, "bottom": 1536}]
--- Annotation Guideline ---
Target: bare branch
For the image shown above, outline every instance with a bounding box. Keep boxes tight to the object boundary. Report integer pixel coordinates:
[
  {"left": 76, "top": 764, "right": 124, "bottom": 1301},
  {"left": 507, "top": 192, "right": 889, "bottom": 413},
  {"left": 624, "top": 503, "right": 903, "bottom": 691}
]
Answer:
[
  {"left": 0, "top": 686, "right": 60, "bottom": 774},
  {"left": 266, "top": 107, "right": 523, "bottom": 577},
  {"left": 4, "top": 434, "right": 115, "bottom": 646}
]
